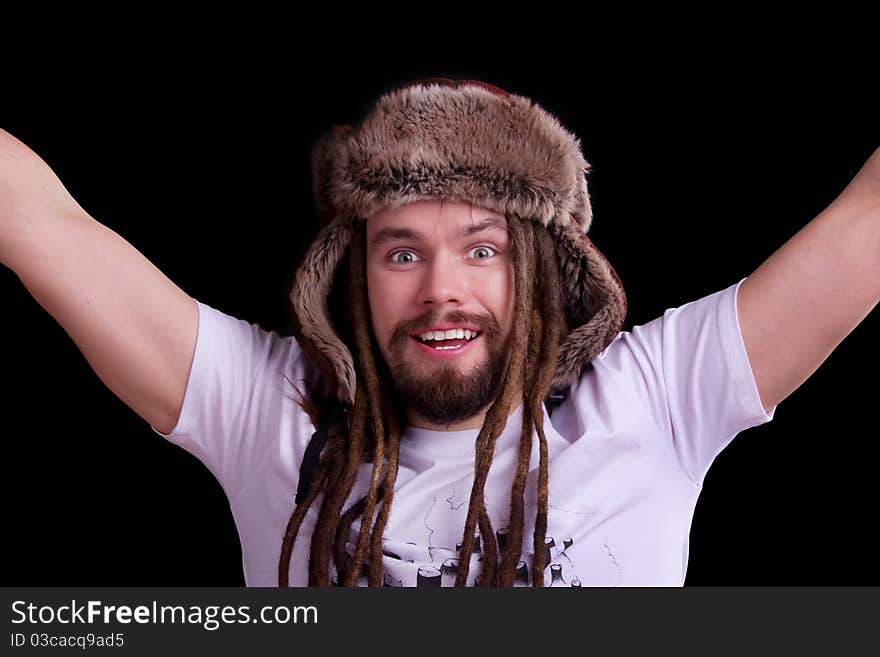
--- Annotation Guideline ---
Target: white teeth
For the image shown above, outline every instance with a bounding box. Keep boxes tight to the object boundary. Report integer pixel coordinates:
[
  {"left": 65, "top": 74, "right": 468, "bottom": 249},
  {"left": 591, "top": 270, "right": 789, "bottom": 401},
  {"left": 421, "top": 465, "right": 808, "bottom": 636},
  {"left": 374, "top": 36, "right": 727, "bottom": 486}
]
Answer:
[{"left": 417, "top": 328, "right": 479, "bottom": 342}]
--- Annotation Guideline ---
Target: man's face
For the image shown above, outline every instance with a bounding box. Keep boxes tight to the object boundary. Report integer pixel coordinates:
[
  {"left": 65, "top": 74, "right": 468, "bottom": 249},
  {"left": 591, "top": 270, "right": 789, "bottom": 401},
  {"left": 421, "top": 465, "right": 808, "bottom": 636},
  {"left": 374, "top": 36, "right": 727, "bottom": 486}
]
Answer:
[{"left": 365, "top": 199, "right": 516, "bottom": 430}]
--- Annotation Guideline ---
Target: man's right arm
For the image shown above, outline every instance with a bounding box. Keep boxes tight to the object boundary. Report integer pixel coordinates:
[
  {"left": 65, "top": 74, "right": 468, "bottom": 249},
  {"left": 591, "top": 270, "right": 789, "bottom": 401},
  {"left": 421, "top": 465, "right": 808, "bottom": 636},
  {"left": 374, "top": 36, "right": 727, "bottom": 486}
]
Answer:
[{"left": 0, "top": 127, "right": 197, "bottom": 435}]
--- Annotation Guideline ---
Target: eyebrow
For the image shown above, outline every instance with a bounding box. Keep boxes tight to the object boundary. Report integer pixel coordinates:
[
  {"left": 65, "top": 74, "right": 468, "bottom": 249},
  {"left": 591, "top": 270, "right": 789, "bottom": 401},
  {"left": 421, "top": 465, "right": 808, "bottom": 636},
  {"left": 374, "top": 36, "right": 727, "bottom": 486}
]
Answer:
[{"left": 368, "top": 217, "right": 508, "bottom": 252}]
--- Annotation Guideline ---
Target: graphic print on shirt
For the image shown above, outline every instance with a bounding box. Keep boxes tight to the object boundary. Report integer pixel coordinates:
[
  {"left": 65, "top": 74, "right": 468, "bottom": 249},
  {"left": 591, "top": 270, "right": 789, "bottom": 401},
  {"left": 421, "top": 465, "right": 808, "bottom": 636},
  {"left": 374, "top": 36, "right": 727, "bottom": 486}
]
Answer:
[
  {"left": 327, "top": 479, "right": 624, "bottom": 587},
  {"left": 546, "top": 503, "right": 624, "bottom": 586},
  {"left": 424, "top": 482, "right": 622, "bottom": 586}
]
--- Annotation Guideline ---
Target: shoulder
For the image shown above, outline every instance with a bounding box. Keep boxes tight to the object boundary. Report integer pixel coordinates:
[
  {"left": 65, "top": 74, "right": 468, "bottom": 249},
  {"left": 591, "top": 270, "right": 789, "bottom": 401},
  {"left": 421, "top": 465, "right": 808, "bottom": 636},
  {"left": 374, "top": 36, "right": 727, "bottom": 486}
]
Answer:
[{"left": 550, "top": 280, "right": 743, "bottom": 442}]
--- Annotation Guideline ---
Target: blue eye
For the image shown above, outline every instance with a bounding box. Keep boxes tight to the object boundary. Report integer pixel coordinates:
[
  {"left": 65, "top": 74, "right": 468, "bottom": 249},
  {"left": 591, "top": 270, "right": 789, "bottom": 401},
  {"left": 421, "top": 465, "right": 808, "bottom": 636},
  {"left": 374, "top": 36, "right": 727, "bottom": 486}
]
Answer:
[
  {"left": 470, "top": 245, "right": 496, "bottom": 259},
  {"left": 389, "top": 250, "right": 419, "bottom": 264}
]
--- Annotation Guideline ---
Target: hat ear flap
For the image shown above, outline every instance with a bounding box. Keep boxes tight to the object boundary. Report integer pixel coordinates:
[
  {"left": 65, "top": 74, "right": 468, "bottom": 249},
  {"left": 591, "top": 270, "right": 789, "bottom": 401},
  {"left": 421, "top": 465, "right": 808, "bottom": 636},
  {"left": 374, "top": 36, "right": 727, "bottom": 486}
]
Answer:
[
  {"left": 550, "top": 226, "right": 627, "bottom": 393},
  {"left": 290, "top": 215, "right": 358, "bottom": 406}
]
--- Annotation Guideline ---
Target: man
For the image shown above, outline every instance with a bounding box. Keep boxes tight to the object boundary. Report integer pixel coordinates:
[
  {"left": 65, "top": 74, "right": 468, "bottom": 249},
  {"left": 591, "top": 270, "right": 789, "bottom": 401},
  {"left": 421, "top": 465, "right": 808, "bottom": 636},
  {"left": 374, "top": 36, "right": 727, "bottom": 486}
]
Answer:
[{"left": 0, "top": 78, "right": 877, "bottom": 587}]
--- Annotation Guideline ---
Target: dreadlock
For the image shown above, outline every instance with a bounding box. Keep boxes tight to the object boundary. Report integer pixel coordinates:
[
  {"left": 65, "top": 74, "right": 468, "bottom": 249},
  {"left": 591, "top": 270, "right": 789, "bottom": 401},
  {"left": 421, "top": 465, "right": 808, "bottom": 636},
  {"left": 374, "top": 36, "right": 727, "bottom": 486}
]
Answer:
[{"left": 279, "top": 214, "right": 565, "bottom": 587}]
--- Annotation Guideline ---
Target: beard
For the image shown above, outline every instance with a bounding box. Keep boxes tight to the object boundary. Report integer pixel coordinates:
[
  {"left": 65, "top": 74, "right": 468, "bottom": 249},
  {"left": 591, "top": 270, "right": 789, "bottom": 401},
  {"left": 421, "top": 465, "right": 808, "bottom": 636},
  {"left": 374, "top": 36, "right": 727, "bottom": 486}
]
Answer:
[{"left": 383, "top": 311, "right": 507, "bottom": 427}]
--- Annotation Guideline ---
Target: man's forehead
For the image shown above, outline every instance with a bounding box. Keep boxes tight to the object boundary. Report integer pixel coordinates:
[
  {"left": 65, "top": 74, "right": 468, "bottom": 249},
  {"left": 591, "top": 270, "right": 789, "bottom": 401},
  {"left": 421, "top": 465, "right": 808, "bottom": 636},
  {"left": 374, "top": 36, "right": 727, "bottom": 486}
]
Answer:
[{"left": 366, "top": 203, "right": 509, "bottom": 250}]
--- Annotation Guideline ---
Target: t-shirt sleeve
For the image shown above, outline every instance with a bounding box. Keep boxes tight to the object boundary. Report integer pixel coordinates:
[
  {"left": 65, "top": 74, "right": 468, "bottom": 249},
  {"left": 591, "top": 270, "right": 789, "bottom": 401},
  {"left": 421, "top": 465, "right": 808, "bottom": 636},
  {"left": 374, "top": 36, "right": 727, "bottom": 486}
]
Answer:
[
  {"left": 149, "top": 299, "right": 314, "bottom": 499},
  {"left": 562, "top": 276, "right": 777, "bottom": 488}
]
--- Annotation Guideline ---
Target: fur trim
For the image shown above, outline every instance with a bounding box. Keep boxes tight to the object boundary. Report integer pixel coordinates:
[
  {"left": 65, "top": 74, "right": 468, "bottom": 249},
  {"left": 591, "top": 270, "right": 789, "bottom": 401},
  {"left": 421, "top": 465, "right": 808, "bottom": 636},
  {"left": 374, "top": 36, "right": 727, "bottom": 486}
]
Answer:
[{"left": 290, "top": 78, "right": 627, "bottom": 405}]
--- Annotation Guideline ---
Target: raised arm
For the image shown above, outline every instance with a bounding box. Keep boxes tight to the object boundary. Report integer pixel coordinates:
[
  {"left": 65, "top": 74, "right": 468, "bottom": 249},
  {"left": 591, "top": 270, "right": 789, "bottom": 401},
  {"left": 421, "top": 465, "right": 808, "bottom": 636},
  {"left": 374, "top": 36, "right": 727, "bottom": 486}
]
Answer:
[
  {"left": 0, "top": 127, "right": 197, "bottom": 435},
  {"left": 738, "top": 146, "right": 880, "bottom": 414}
]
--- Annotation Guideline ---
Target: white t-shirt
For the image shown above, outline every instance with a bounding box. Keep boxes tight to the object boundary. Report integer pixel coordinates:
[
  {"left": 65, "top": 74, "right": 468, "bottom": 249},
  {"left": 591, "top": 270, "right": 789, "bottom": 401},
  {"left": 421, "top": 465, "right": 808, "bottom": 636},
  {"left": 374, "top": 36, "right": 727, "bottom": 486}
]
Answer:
[{"left": 152, "top": 277, "right": 777, "bottom": 587}]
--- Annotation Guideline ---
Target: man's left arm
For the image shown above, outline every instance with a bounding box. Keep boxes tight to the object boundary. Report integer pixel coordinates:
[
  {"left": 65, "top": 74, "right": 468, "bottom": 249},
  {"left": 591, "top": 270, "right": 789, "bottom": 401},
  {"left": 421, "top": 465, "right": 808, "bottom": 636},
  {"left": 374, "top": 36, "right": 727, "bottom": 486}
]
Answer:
[{"left": 738, "top": 146, "right": 880, "bottom": 415}]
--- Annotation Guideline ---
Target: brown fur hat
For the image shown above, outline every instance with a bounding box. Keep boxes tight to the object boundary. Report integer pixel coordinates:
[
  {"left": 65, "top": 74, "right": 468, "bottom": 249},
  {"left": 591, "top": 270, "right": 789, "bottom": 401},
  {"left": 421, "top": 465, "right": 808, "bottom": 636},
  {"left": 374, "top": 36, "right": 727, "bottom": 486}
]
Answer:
[{"left": 289, "top": 78, "right": 627, "bottom": 408}]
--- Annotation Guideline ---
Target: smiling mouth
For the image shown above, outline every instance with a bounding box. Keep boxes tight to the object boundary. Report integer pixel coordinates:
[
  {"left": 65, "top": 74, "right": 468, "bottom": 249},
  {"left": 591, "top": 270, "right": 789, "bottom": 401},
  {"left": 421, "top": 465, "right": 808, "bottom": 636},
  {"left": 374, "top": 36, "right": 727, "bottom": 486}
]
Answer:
[{"left": 411, "top": 332, "right": 482, "bottom": 352}]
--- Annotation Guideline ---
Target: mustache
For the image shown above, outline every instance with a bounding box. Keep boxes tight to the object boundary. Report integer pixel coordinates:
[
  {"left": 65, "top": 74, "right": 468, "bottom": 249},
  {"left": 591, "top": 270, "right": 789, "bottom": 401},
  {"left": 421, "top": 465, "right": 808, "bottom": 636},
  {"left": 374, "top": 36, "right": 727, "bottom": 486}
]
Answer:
[{"left": 390, "top": 309, "right": 501, "bottom": 346}]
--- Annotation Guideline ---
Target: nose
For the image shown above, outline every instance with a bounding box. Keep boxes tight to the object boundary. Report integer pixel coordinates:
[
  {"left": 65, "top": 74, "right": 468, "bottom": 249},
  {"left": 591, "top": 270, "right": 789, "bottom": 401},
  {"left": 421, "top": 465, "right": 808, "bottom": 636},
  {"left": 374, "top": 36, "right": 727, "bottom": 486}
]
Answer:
[{"left": 417, "top": 250, "right": 468, "bottom": 308}]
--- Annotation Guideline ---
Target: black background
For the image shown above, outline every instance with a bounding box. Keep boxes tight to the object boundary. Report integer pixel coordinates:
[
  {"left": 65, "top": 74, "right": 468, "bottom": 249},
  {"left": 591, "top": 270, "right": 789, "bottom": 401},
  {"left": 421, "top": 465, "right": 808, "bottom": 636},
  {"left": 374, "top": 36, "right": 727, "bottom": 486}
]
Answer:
[{"left": 2, "top": 34, "right": 878, "bottom": 586}]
